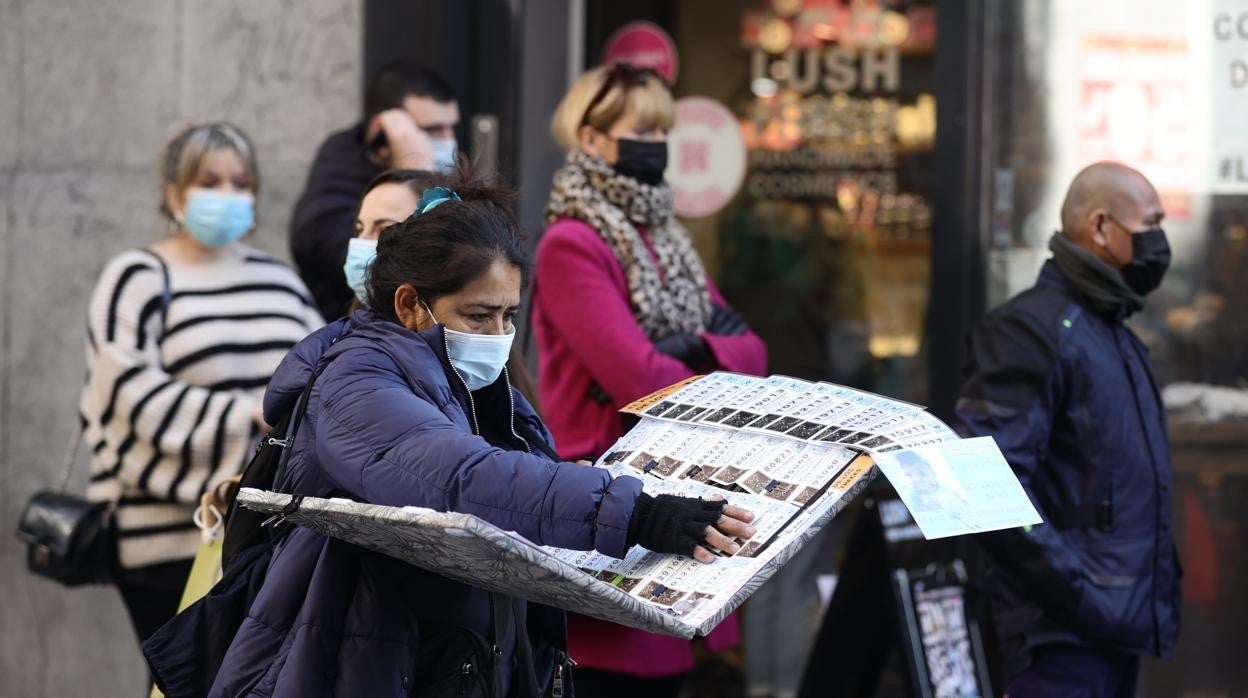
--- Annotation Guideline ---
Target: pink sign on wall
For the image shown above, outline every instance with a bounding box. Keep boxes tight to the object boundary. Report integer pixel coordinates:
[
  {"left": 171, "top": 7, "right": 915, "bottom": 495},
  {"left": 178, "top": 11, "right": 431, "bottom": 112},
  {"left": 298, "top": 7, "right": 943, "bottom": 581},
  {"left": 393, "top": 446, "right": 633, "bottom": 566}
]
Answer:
[
  {"left": 603, "top": 21, "right": 680, "bottom": 83},
  {"left": 665, "top": 97, "right": 747, "bottom": 218}
]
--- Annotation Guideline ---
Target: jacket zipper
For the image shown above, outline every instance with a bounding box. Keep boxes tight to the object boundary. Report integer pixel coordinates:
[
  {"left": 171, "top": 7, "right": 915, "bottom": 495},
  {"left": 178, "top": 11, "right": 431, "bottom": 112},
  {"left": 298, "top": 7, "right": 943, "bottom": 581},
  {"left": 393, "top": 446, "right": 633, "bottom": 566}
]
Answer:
[
  {"left": 459, "top": 661, "right": 473, "bottom": 694},
  {"left": 502, "top": 366, "right": 531, "bottom": 453},
  {"left": 551, "top": 663, "right": 564, "bottom": 698},
  {"left": 443, "top": 332, "right": 481, "bottom": 436},
  {"left": 551, "top": 651, "right": 574, "bottom": 698}
]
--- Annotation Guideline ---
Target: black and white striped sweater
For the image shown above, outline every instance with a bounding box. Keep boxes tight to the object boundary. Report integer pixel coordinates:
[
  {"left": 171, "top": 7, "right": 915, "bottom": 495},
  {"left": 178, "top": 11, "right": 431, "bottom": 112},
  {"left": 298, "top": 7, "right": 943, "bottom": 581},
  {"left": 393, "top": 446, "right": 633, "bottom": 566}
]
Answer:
[{"left": 81, "top": 246, "right": 324, "bottom": 569}]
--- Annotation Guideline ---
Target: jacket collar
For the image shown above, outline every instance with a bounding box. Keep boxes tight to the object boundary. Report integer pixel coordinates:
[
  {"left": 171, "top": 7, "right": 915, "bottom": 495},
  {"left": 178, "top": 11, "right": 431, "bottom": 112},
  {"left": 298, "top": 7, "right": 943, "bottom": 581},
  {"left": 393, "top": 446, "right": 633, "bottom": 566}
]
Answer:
[
  {"left": 1038, "top": 260, "right": 1130, "bottom": 323},
  {"left": 341, "top": 309, "right": 527, "bottom": 448}
]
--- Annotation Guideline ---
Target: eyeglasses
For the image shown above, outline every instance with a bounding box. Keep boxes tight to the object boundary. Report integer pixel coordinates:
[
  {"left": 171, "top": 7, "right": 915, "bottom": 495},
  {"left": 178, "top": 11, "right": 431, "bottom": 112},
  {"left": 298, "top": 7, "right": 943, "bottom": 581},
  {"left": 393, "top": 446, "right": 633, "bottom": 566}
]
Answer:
[{"left": 579, "top": 62, "right": 669, "bottom": 127}]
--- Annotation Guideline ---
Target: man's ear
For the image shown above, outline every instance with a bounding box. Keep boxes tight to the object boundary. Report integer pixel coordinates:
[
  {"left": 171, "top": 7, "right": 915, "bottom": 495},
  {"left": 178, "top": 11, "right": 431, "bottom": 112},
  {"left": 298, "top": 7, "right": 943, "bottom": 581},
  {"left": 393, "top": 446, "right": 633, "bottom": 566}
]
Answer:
[{"left": 1089, "top": 210, "right": 1109, "bottom": 247}]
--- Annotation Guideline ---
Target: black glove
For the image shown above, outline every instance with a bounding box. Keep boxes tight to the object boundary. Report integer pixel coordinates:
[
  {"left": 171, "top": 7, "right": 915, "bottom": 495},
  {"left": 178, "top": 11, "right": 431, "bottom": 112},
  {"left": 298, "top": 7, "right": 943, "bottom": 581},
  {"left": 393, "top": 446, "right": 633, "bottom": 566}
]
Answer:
[
  {"left": 707, "top": 304, "right": 748, "bottom": 336},
  {"left": 626, "top": 493, "right": 727, "bottom": 555},
  {"left": 653, "top": 332, "right": 712, "bottom": 371}
]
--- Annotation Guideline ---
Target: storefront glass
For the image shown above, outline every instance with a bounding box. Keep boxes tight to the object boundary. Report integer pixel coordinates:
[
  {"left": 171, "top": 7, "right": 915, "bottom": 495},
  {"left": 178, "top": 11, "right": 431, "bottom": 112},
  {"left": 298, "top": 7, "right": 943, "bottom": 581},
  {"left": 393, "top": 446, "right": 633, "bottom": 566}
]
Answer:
[
  {"left": 658, "top": 0, "right": 938, "bottom": 401},
  {"left": 585, "top": 0, "right": 1244, "bottom": 692},
  {"left": 989, "top": 1, "right": 1248, "bottom": 693}
]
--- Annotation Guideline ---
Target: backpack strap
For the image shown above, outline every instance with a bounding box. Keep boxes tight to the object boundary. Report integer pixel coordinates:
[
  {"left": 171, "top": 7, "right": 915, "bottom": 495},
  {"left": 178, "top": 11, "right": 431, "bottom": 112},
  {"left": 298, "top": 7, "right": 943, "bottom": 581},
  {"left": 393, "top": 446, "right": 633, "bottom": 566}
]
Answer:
[
  {"left": 488, "top": 592, "right": 541, "bottom": 698},
  {"left": 275, "top": 362, "right": 329, "bottom": 476},
  {"left": 510, "top": 598, "right": 541, "bottom": 697},
  {"left": 489, "top": 592, "right": 512, "bottom": 696},
  {"left": 220, "top": 356, "right": 338, "bottom": 567}
]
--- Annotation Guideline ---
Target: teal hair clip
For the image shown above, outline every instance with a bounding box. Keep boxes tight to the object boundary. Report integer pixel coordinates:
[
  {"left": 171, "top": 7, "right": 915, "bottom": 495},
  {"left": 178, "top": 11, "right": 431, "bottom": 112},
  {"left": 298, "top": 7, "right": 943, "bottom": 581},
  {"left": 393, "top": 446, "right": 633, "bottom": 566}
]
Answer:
[{"left": 416, "top": 186, "right": 461, "bottom": 215}]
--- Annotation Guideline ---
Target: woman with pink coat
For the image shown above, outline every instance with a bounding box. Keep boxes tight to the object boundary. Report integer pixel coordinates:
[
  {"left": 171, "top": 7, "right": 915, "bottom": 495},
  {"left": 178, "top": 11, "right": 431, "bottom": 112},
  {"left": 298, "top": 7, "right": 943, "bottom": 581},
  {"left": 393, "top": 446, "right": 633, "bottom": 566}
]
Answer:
[{"left": 534, "top": 63, "right": 768, "bottom": 697}]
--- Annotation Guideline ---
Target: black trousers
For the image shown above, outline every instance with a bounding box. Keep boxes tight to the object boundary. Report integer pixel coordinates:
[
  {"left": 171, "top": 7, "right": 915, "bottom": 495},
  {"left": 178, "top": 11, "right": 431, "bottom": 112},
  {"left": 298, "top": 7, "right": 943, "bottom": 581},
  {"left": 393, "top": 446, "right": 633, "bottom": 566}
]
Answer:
[
  {"left": 573, "top": 669, "right": 685, "bottom": 698},
  {"left": 116, "top": 558, "right": 194, "bottom": 643},
  {"left": 1005, "top": 644, "right": 1139, "bottom": 698}
]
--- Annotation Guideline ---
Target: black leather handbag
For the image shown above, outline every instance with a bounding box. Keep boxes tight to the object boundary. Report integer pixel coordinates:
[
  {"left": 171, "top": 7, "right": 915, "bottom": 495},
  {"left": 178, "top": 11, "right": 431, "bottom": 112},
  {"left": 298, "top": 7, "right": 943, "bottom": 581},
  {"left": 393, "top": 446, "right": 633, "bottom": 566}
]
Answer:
[{"left": 16, "top": 434, "right": 116, "bottom": 586}]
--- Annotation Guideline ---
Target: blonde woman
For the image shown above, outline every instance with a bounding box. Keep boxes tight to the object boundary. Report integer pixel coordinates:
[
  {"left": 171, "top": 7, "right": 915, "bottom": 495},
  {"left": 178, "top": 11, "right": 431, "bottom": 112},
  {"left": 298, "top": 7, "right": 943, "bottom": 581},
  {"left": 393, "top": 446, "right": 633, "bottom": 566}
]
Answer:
[
  {"left": 534, "top": 64, "right": 768, "bottom": 697},
  {"left": 81, "top": 123, "right": 323, "bottom": 644}
]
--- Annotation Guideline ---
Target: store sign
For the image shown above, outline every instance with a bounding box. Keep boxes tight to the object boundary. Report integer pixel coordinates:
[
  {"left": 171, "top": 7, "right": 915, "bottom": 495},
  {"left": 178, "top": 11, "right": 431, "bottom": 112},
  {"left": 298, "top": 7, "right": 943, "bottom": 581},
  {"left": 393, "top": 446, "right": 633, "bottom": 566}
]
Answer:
[
  {"left": 665, "top": 97, "right": 747, "bottom": 218},
  {"left": 1077, "top": 36, "right": 1193, "bottom": 216},
  {"left": 1212, "top": 1, "right": 1248, "bottom": 194},
  {"left": 750, "top": 47, "right": 901, "bottom": 94},
  {"left": 603, "top": 21, "right": 679, "bottom": 83}
]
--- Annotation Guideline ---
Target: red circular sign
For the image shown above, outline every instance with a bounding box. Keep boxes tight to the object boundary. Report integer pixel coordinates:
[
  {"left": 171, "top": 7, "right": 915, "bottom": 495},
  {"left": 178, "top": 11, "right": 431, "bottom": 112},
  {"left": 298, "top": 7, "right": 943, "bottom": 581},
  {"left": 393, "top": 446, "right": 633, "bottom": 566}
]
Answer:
[{"left": 603, "top": 21, "right": 679, "bottom": 83}]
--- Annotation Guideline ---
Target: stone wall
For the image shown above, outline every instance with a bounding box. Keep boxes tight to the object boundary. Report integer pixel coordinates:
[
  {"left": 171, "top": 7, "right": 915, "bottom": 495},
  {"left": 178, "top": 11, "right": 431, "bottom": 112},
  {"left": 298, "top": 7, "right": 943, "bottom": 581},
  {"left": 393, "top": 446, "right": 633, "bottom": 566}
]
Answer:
[{"left": 0, "top": 1, "right": 360, "bottom": 694}]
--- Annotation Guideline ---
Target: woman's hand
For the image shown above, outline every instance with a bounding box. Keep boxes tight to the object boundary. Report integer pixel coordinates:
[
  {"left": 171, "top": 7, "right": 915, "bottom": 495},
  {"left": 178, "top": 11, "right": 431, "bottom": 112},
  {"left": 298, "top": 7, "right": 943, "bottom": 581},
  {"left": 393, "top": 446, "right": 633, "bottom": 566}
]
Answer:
[
  {"left": 652, "top": 333, "right": 712, "bottom": 372},
  {"left": 626, "top": 493, "right": 757, "bottom": 564},
  {"left": 692, "top": 501, "right": 756, "bottom": 563},
  {"left": 253, "top": 403, "right": 271, "bottom": 433}
]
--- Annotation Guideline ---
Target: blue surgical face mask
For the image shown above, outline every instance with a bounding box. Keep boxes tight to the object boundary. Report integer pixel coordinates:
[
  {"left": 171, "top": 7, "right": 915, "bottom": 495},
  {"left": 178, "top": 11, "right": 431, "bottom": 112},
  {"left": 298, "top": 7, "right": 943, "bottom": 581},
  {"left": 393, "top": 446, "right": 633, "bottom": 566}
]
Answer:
[
  {"left": 180, "top": 188, "right": 254, "bottom": 246},
  {"left": 343, "top": 237, "right": 378, "bottom": 305},
  {"left": 430, "top": 138, "right": 457, "bottom": 174},
  {"left": 425, "top": 304, "right": 514, "bottom": 391}
]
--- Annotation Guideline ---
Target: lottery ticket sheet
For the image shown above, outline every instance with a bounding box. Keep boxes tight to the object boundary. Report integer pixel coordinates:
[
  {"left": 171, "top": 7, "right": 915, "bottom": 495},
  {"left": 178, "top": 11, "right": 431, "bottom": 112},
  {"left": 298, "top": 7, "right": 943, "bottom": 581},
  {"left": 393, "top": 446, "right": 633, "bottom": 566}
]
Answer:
[
  {"left": 235, "top": 448, "right": 875, "bottom": 639},
  {"left": 237, "top": 373, "right": 1033, "bottom": 639}
]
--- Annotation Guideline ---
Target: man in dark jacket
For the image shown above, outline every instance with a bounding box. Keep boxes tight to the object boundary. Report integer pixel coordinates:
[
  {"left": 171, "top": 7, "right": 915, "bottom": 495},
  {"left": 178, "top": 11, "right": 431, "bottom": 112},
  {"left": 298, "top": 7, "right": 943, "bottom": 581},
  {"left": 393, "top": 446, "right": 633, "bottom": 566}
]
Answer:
[
  {"left": 955, "top": 162, "right": 1181, "bottom": 697},
  {"left": 290, "top": 62, "right": 459, "bottom": 320}
]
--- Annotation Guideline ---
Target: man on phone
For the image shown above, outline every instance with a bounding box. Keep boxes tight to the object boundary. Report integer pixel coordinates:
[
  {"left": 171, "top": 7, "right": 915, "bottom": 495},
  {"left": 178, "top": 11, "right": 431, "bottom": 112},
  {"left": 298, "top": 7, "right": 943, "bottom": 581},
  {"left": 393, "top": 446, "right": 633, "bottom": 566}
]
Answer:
[{"left": 291, "top": 62, "right": 460, "bottom": 320}]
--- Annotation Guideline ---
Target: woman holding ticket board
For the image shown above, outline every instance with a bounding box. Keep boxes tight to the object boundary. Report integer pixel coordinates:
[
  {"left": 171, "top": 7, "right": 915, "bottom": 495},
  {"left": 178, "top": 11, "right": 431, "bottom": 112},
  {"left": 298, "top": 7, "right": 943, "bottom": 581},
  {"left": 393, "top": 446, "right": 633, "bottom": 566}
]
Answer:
[
  {"left": 535, "top": 64, "right": 768, "bottom": 697},
  {"left": 204, "top": 166, "right": 754, "bottom": 698}
]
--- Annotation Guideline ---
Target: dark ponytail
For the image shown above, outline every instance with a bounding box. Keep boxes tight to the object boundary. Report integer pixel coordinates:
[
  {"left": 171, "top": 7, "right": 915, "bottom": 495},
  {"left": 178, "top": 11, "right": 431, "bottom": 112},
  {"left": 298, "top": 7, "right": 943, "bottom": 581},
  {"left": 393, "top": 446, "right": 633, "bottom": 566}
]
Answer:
[{"left": 366, "top": 165, "right": 531, "bottom": 321}]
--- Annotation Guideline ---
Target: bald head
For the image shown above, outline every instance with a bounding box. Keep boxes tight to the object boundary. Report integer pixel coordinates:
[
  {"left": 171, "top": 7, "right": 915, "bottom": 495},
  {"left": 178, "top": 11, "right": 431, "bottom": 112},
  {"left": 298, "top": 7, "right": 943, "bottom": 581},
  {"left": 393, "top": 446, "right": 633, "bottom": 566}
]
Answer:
[{"left": 1059, "top": 162, "right": 1165, "bottom": 267}]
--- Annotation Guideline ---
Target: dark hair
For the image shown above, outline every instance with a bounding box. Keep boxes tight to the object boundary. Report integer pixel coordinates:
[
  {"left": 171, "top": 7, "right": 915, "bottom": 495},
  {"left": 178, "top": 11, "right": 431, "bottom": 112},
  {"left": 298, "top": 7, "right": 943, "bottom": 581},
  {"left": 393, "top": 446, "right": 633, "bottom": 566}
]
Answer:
[
  {"left": 364, "top": 168, "right": 436, "bottom": 197},
  {"left": 367, "top": 165, "right": 530, "bottom": 321},
  {"left": 352, "top": 169, "right": 436, "bottom": 229},
  {"left": 364, "top": 62, "right": 456, "bottom": 120}
]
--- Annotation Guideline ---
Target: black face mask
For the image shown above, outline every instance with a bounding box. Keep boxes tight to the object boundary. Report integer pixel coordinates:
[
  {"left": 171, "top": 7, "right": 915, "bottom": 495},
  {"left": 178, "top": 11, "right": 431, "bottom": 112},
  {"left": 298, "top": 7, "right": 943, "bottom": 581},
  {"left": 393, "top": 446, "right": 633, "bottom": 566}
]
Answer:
[
  {"left": 1121, "top": 228, "right": 1171, "bottom": 295},
  {"left": 613, "top": 138, "right": 668, "bottom": 186}
]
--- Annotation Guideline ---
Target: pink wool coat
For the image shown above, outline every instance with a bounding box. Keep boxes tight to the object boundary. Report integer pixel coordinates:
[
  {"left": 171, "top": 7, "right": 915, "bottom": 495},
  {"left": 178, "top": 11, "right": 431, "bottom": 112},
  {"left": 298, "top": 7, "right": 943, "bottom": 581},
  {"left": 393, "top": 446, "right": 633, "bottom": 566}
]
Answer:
[{"left": 533, "top": 217, "right": 768, "bottom": 677}]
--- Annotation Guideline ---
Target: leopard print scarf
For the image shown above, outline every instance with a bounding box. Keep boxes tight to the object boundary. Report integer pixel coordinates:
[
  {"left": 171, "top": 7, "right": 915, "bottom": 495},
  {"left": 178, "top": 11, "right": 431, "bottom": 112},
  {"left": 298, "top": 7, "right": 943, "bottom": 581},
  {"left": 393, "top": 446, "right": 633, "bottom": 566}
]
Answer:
[{"left": 545, "top": 150, "right": 712, "bottom": 339}]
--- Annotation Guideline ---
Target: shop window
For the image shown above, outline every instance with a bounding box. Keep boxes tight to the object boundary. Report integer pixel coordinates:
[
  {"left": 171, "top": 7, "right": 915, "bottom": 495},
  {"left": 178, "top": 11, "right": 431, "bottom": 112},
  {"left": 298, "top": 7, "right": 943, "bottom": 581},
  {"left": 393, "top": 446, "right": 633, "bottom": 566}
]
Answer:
[{"left": 645, "top": 0, "right": 939, "bottom": 402}]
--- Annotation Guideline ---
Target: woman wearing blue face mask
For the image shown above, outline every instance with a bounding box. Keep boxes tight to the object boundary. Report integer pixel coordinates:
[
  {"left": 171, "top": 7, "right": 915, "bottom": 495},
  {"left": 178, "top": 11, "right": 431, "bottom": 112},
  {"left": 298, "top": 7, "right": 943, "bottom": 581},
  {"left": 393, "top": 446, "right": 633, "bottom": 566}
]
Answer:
[
  {"left": 80, "top": 122, "right": 324, "bottom": 646},
  {"left": 341, "top": 168, "right": 544, "bottom": 409},
  {"left": 343, "top": 169, "right": 427, "bottom": 307},
  {"left": 210, "top": 169, "right": 755, "bottom": 697}
]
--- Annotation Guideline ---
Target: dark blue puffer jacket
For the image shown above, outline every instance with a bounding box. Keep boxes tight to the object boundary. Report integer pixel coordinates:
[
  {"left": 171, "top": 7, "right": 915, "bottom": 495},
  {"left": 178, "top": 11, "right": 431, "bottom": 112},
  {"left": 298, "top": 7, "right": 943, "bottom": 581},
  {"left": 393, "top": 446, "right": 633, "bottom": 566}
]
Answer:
[
  {"left": 210, "top": 309, "right": 642, "bottom": 697},
  {"left": 955, "top": 260, "right": 1181, "bottom": 679}
]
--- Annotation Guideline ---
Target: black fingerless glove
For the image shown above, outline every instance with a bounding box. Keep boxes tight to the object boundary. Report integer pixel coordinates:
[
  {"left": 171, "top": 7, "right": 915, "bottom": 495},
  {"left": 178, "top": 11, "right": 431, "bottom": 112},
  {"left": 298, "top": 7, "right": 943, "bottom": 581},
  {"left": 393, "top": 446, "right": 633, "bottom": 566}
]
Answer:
[
  {"left": 626, "top": 493, "right": 727, "bottom": 555},
  {"left": 653, "top": 333, "right": 713, "bottom": 372},
  {"left": 708, "top": 304, "right": 748, "bottom": 336}
]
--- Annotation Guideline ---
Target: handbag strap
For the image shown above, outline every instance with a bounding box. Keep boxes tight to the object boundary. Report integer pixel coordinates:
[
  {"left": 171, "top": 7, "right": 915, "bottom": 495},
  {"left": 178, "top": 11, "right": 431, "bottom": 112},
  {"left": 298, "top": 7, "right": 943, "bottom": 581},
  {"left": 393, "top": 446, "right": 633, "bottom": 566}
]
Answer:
[
  {"left": 142, "top": 248, "right": 173, "bottom": 361},
  {"left": 56, "top": 428, "right": 85, "bottom": 493}
]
